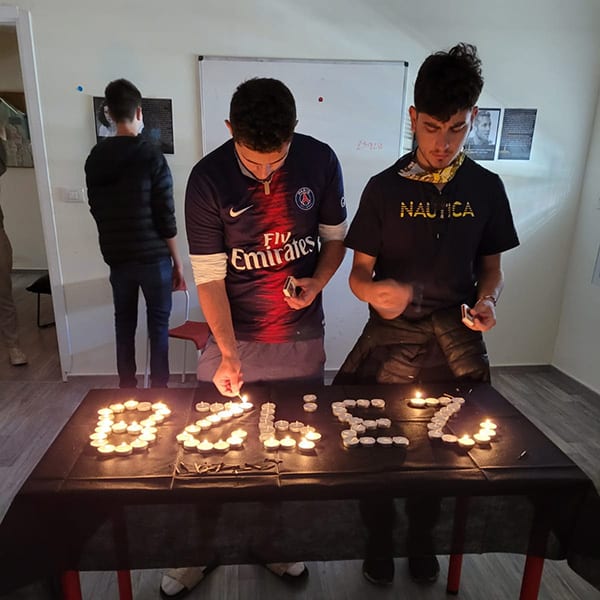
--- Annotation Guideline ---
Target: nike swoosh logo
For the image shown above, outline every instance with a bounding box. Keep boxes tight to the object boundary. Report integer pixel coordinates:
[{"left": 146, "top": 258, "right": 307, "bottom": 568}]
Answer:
[{"left": 229, "top": 205, "right": 253, "bottom": 218}]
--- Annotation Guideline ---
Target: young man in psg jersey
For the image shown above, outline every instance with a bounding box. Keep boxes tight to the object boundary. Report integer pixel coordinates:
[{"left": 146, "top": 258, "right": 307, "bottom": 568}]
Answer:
[
  {"left": 160, "top": 78, "right": 347, "bottom": 597},
  {"left": 335, "top": 44, "right": 519, "bottom": 586}
]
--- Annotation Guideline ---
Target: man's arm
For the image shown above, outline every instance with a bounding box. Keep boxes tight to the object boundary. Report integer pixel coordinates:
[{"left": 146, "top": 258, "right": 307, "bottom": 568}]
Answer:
[
  {"left": 285, "top": 240, "right": 345, "bottom": 309},
  {"left": 349, "top": 250, "right": 413, "bottom": 320},
  {"left": 196, "top": 278, "right": 242, "bottom": 396},
  {"left": 164, "top": 237, "right": 184, "bottom": 291},
  {"left": 468, "top": 253, "right": 504, "bottom": 331}
]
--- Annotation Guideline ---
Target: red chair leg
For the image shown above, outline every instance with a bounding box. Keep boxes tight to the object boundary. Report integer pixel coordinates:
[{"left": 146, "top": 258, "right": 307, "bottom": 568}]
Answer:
[
  {"left": 117, "top": 569, "right": 133, "bottom": 600},
  {"left": 519, "top": 555, "right": 544, "bottom": 600},
  {"left": 447, "top": 553, "right": 463, "bottom": 594},
  {"left": 60, "top": 571, "right": 82, "bottom": 600}
]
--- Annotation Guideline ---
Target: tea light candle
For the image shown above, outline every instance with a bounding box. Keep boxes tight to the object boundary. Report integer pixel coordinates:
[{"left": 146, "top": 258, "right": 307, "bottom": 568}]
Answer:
[
  {"left": 289, "top": 421, "right": 304, "bottom": 433},
  {"left": 197, "top": 439, "right": 213, "bottom": 454},
  {"left": 303, "top": 394, "right": 317, "bottom": 403},
  {"left": 150, "top": 413, "right": 165, "bottom": 424},
  {"left": 392, "top": 436, "right": 410, "bottom": 447},
  {"left": 183, "top": 438, "right": 198, "bottom": 451},
  {"left": 438, "top": 396, "right": 451, "bottom": 406},
  {"left": 300, "top": 425, "right": 316, "bottom": 435},
  {"left": 356, "top": 399, "right": 370, "bottom": 408},
  {"left": 152, "top": 401, "right": 168, "bottom": 411},
  {"left": 156, "top": 407, "right": 171, "bottom": 418},
  {"left": 196, "top": 419, "right": 212, "bottom": 431},
  {"left": 90, "top": 432, "right": 108, "bottom": 441},
  {"left": 331, "top": 401, "right": 344, "bottom": 409},
  {"left": 259, "top": 425, "right": 275, "bottom": 435},
  {"left": 124, "top": 399, "right": 138, "bottom": 411},
  {"left": 139, "top": 432, "right": 156, "bottom": 444},
  {"left": 351, "top": 423, "right": 366, "bottom": 435},
  {"left": 97, "top": 417, "right": 114, "bottom": 427},
  {"left": 109, "top": 403, "right": 125, "bottom": 413},
  {"left": 114, "top": 442, "right": 133, "bottom": 456},
  {"left": 195, "top": 402, "right": 210, "bottom": 413},
  {"left": 140, "top": 418, "right": 155, "bottom": 427},
  {"left": 127, "top": 421, "right": 143, "bottom": 435},
  {"left": 274, "top": 420, "right": 289, "bottom": 431},
  {"left": 97, "top": 443, "right": 115, "bottom": 456},
  {"left": 231, "top": 428, "right": 248, "bottom": 440},
  {"left": 184, "top": 424, "right": 200, "bottom": 435},
  {"left": 376, "top": 418, "right": 391, "bottom": 429},
  {"left": 279, "top": 436, "right": 296, "bottom": 450},
  {"left": 474, "top": 431, "right": 491, "bottom": 445},
  {"left": 305, "top": 431, "right": 322, "bottom": 443},
  {"left": 480, "top": 419, "right": 497, "bottom": 430},
  {"left": 98, "top": 408, "right": 113, "bottom": 417},
  {"left": 209, "top": 402, "right": 224, "bottom": 413},
  {"left": 90, "top": 438, "right": 108, "bottom": 448},
  {"left": 371, "top": 398, "right": 385, "bottom": 409},
  {"left": 425, "top": 397, "right": 440, "bottom": 407},
  {"left": 239, "top": 400, "right": 253, "bottom": 411},
  {"left": 479, "top": 427, "right": 496, "bottom": 438},
  {"left": 298, "top": 438, "right": 316, "bottom": 453},
  {"left": 141, "top": 426, "right": 157, "bottom": 435},
  {"left": 343, "top": 437, "right": 360, "bottom": 448},
  {"left": 442, "top": 434, "right": 458, "bottom": 444},
  {"left": 453, "top": 397, "right": 465, "bottom": 404},
  {"left": 207, "top": 414, "right": 221, "bottom": 425},
  {"left": 213, "top": 439, "right": 230, "bottom": 453},
  {"left": 263, "top": 437, "right": 280, "bottom": 451},
  {"left": 226, "top": 435, "right": 244, "bottom": 449},
  {"left": 217, "top": 410, "right": 233, "bottom": 422},
  {"left": 131, "top": 438, "right": 148, "bottom": 452},
  {"left": 363, "top": 420, "right": 377, "bottom": 430},
  {"left": 261, "top": 402, "right": 276, "bottom": 411},
  {"left": 377, "top": 436, "right": 393, "bottom": 447},
  {"left": 136, "top": 401, "right": 152, "bottom": 412},
  {"left": 176, "top": 432, "right": 192, "bottom": 443},
  {"left": 303, "top": 402, "right": 317, "bottom": 413},
  {"left": 428, "top": 429, "right": 444, "bottom": 440},
  {"left": 343, "top": 399, "right": 356, "bottom": 408},
  {"left": 341, "top": 429, "right": 357, "bottom": 440},
  {"left": 458, "top": 435, "right": 475, "bottom": 449},
  {"left": 359, "top": 436, "right": 376, "bottom": 447},
  {"left": 409, "top": 392, "right": 426, "bottom": 408},
  {"left": 111, "top": 420, "right": 127, "bottom": 434}
]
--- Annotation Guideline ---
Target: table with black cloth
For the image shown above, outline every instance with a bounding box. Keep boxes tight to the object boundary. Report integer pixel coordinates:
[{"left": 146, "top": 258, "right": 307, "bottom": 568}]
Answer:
[{"left": 0, "top": 382, "right": 599, "bottom": 599}]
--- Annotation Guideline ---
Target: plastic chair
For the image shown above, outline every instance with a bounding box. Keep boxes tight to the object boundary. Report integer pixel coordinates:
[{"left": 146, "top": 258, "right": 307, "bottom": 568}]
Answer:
[{"left": 144, "top": 285, "right": 210, "bottom": 388}]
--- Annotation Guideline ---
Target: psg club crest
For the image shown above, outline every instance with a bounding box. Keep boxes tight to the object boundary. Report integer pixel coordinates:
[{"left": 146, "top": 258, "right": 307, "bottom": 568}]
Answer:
[{"left": 295, "top": 187, "right": 315, "bottom": 211}]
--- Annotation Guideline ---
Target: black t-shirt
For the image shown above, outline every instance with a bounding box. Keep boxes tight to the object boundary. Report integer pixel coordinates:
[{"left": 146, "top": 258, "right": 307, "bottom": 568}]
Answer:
[{"left": 345, "top": 153, "right": 519, "bottom": 319}]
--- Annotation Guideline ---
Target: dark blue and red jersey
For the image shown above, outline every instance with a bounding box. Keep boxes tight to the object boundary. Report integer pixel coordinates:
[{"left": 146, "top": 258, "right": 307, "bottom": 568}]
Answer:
[{"left": 185, "top": 133, "right": 346, "bottom": 343}]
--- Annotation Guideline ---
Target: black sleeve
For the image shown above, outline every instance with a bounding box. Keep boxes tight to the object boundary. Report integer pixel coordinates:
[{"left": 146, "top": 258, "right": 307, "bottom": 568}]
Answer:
[
  {"left": 343, "top": 176, "right": 382, "bottom": 257},
  {"left": 150, "top": 150, "right": 177, "bottom": 239}
]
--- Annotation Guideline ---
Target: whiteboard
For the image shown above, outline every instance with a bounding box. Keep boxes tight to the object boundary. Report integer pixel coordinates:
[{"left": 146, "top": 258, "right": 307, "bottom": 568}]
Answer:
[{"left": 198, "top": 56, "right": 410, "bottom": 370}]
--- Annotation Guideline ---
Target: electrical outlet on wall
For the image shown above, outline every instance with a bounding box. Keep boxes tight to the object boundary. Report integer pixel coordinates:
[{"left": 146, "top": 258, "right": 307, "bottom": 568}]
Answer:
[{"left": 61, "top": 187, "right": 86, "bottom": 203}]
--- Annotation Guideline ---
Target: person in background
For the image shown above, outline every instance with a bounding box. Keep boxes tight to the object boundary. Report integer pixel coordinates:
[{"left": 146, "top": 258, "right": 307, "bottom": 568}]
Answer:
[
  {"left": 85, "top": 78, "right": 183, "bottom": 388},
  {"left": 335, "top": 43, "right": 519, "bottom": 587},
  {"left": 0, "top": 101, "right": 27, "bottom": 367},
  {"left": 159, "top": 77, "right": 347, "bottom": 598}
]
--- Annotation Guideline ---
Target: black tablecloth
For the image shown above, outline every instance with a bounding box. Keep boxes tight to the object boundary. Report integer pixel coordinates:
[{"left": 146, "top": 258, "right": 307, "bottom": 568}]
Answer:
[{"left": 0, "top": 382, "right": 598, "bottom": 593}]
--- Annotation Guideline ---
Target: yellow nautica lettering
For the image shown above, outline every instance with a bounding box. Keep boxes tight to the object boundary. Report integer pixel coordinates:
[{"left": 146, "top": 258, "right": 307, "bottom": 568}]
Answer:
[
  {"left": 414, "top": 202, "right": 427, "bottom": 217},
  {"left": 452, "top": 201, "right": 463, "bottom": 218},
  {"left": 463, "top": 201, "right": 475, "bottom": 217},
  {"left": 400, "top": 201, "right": 413, "bottom": 217}
]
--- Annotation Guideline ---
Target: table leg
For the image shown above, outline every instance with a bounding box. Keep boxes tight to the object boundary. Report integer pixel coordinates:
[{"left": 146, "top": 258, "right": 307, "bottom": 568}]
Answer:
[
  {"left": 446, "top": 496, "right": 469, "bottom": 594},
  {"left": 60, "top": 571, "right": 82, "bottom": 600},
  {"left": 117, "top": 569, "right": 133, "bottom": 600},
  {"left": 519, "top": 555, "right": 544, "bottom": 600}
]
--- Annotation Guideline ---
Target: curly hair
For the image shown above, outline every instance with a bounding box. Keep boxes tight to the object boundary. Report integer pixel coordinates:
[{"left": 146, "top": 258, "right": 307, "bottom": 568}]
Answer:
[
  {"left": 229, "top": 78, "right": 296, "bottom": 152},
  {"left": 414, "top": 43, "right": 484, "bottom": 122},
  {"left": 104, "top": 78, "right": 142, "bottom": 123}
]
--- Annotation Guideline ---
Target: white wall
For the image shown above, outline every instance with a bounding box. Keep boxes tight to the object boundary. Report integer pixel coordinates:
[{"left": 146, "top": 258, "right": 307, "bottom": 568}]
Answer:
[
  {"left": 6, "top": 0, "right": 600, "bottom": 378},
  {"left": 553, "top": 91, "right": 600, "bottom": 393},
  {"left": 0, "top": 26, "right": 45, "bottom": 269}
]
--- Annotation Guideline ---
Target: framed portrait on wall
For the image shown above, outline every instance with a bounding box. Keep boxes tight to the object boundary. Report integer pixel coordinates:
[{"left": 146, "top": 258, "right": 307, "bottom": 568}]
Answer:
[
  {"left": 0, "top": 95, "right": 34, "bottom": 168},
  {"left": 464, "top": 108, "right": 501, "bottom": 161},
  {"left": 92, "top": 96, "right": 174, "bottom": 154}
]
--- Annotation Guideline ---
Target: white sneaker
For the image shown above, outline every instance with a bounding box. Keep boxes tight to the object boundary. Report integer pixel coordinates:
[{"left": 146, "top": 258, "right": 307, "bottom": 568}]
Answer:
[
  {"left": 160, "top": 566, "right": 211, "bottom": 598},
  {"left": 265, "top": 561, "right": 308, "bottom": 579},
  {"left": 8, "top": 347, "right": 27, "bottom": 366}
]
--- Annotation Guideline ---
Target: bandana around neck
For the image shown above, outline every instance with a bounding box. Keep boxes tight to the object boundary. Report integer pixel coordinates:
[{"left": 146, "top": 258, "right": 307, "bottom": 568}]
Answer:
[{"left": 398, "top": 151, "right": 466, "bottom": 184}]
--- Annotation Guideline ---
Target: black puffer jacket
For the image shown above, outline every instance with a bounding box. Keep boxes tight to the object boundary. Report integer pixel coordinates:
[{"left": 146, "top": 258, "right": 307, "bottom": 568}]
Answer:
[{"left": 85, "top": 136, "right": 176, "bottom": 266}]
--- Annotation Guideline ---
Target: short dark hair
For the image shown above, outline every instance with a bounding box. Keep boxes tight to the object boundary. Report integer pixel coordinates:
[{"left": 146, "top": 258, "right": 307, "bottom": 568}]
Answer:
[
  {"left": 229, "top": 78, "right": 296, "bottom": 152},
  {"left": 414, "top": 43, "right": 483, "bottom": 122},
  {"left": 104, "top": 78, "right": 142, "bottom": 123}
]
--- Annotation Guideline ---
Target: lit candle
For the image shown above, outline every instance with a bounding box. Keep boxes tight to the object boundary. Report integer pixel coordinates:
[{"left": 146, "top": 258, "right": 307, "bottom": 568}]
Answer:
[
  {"left": 97, "top": 443, "right": 115, "bottom": 457},
  {"left": 473, "top": 431, "right": 491, "bottom": 445},
  {"left": 274, "top": 420, "right": 289, "bottom": 431},
  {"left": 195, "top": 402, "right": 210, "bottom": 413},
  {"left": 195, "top": 419, "right": 212, "bottom": 431},
  {"left": 458, "top": 435, "right": 475, "bottom": 449},
  {"left": 90, "top": 438, "right": 108, "bottom": 448},
  {"left": 303, "top": 394, "right": 317, "bottom": 403},
  {"left": 140, "top": 418, "right": 155, "bottom": 427},
  {"left": 409, "top": 392, "right": 426, "bottom": 408},
  {"left": 90, "top": 432, "right": 108, "bottom": 441},
  {"left": 298, "top": 438, "right": 316, "bottom": 453},
  {"left": 97, "top": 418, "right": 114, "bottom": 427},
  {"left": 141, "top": 426, "right": 157, "bottom": 435},
  {"left": 226, "top": 435, "right": 244, "bottom": 449},
  {"left": 124, "top": 399, "right": 138, "bottom": 411},
  {"left": 111, "top": 420, "right": 127, "bottom": 434},
  {"left": 150, "top": 413, "right": 165, "bottom": 424},
  {"left": 151, "top": 402, "right": 168, "bottom": 411},
  {"left": 185, "top": 424, "right": 201, "bottom": 435},
  {"left": 207, "top": 414, "right": 221, "bottom": 425},
  {"left": 230, "top": 405, "right": 244, "bottom": 417},
  {"left": 231, "top": 428, "right": 248, "bottom": 440},
  {"left": 218, "top": 410, "right": 233, "bottom": 422},
  {"left": 109, "top": 403, "right": 125, "bottom": 413},
  {"left": 176, "top": 432, "right": 192, "bottom": 443},
  {"left": 138, "top": 432, "right": 156, "bottom": 445},
  {"left": 197, "top": 439, "right": 213, "bottom": 454},
  {"left": 279, "top": 436, "right": 296, "bottom": 450},
  {"left": 289, "top": 421, "right": 304, "bottom": 433},
  {"left": 127, "top": 421, "right": 143, "bottom": 435},
  {"left": 239, "top": 399, "right": 253, "bottom": 411},
  {"left": 210, "top": 402, "right": 224, "bottom": 413},
  {"left": 136, "top": 401, "right": 152, "bottom": 412},
  {"left": 114, "top": 442, "right": 133, "bottom": 456},
  {"left": 371, "top": 398, "right": 385, "bottom": 409},
  {"left": 300, "top": 425, "right": 315, "bottom": 435},
  {"left": 263, "top": 437, "right": 280, "bottom": 451},
  {"left": 130, "top": 438, "right": 148, "bottom": 452},
  {"left": 156, "top": 407, "right": 171, "bottom": 418},
  {"left": 213, "top": 439, "right": 230, "bottom": 453},
  {"left": 303, "top": 402, "right": 317, "bottom": 413},
  {"left": 98, "top": 408, "right": 113, "bottom": 417},
  {"left": 304, "top": 431, "right": 322, "bottom": 443},
  {"left": 479, "top": 427, "right": 496, "bottom": 438},
  {"left": 359, "top": 436, "right": 376, "bottom": 447},
  {"left": 480, "top": 419, "right": 497, "bottom": 430}
]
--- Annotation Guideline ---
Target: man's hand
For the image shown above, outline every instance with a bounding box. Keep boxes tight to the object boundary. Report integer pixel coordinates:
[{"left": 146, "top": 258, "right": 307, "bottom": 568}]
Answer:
[
  {"left": 465, "top": 298, "right": 496, "bottom": 331},
  {"left": 171, "top": 264, "right": 185, "bottom": 291},
  {"left": 284, "top": 276, "right": 321, "bottom": 310},
  {"left": 369, "top": 279, "right": 413, "bottom": 320},
  {"left": 213, "top": 355, "right": 243, "bottom": 397}
]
